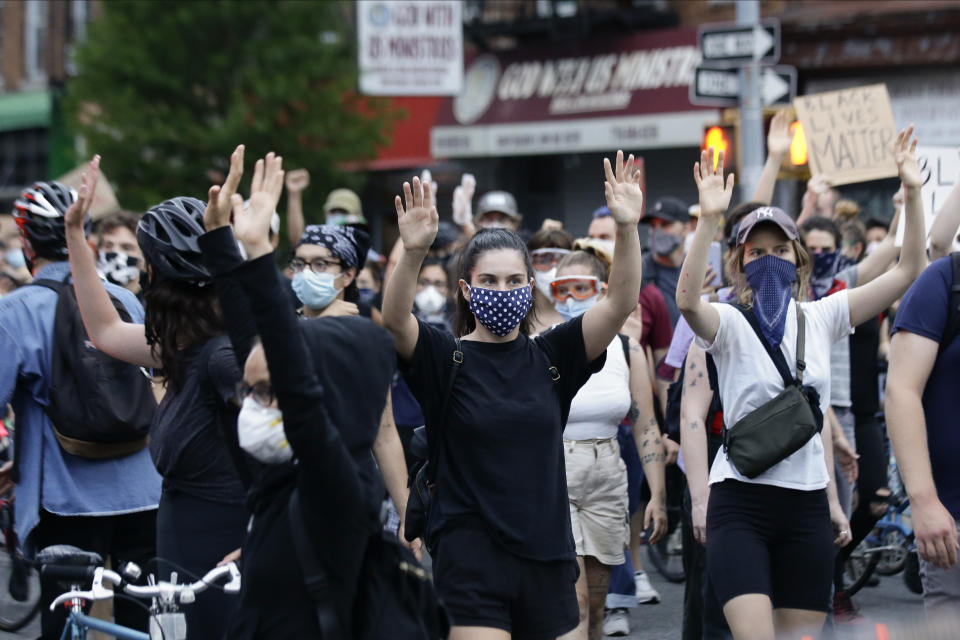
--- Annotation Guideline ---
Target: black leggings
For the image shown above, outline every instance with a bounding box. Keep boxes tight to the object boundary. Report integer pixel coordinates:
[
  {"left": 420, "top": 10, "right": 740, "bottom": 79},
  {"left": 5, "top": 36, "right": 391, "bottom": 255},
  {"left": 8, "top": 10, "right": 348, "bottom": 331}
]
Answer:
[
  {"left": 156, "top": 488, "right": 248, "bottom": 640},
  {"left": 834, "top": 415, "right": 888, "bottom": 590}
]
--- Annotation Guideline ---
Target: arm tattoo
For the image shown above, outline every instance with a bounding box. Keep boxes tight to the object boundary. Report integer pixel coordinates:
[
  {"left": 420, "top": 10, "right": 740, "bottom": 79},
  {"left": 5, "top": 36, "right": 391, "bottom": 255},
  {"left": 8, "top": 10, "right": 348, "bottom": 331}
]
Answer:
[
  {"left": 628, "top": 399, "right": 640, "bottom": 425},
  {"left": 689, "top": 421, "right": 699, "bottom": 430}
]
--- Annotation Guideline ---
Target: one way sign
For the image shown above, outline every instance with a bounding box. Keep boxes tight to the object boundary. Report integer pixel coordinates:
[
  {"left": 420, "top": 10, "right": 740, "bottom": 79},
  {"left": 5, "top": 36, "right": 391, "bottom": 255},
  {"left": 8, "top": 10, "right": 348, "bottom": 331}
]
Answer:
[
  {"left": 690, "top": 65, "right": 798, "bottom": 107},
  {"left": 699, "top": 19, "right": 780, "bottom": 65}
]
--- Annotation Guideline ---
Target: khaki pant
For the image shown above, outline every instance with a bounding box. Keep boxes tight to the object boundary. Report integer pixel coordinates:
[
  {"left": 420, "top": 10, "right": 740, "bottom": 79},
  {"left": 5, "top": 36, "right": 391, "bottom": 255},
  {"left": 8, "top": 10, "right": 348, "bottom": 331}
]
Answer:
[{"left": 564, "top": 437, "right": 629, "bottom": 565}]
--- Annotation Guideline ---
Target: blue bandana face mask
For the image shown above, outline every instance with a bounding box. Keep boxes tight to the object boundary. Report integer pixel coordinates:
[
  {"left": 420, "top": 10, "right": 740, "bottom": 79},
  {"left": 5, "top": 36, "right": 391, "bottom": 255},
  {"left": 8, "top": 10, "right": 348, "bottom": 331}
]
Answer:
[
  {"left": 465, "top": 284, "right": 533, "bottom": 337},
  {"left": 744, "top": 255, "right": 797, "bottom": 349},
  {"left": 555, "top": 295, "right": 599, "bottom": 322},
  {"left": 292, "top": 270, "right": 342, "bottom": 310}
]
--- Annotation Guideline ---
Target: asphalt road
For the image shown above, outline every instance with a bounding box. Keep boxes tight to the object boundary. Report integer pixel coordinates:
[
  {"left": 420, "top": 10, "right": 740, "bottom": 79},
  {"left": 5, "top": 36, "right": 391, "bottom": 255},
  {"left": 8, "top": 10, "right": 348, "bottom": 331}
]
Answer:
[{"left": 1, "top": 560, "right": 927, "bottom": 640}]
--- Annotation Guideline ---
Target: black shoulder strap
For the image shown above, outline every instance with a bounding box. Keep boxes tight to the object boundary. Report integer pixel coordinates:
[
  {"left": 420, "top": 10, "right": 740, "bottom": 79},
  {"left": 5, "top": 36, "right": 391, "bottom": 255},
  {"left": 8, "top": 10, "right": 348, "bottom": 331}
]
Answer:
[
  {"left": 619, "top": 334, "right": 630, "bottom": 365},
  {"left": 939, "top": 253, "right": 960, "bottom": 356},
  {"left": 288, "top": 487, "right": 344, "bottom": 639},
  {"left": 734, "top": 305, "right": 804, "bottom": 388},
  {"left": 425, "top": 339, "right": 463, "bottom": 484}
]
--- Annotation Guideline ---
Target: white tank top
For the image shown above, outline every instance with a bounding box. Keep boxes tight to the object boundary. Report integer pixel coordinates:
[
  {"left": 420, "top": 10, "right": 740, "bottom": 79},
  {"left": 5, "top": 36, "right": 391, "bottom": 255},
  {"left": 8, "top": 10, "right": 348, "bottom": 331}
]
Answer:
[{"left": 564, "top": 337, "right": 631, "bottom": 441}]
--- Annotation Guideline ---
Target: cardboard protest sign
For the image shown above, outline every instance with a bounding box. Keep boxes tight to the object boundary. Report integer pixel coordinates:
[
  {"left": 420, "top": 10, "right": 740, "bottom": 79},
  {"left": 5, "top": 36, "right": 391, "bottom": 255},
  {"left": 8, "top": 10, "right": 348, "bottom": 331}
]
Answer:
[
  {"left": 56, "top": 164, "right": 121, "bottom": 221},
  {"left": 793, "top": 84, "right": 899, "bottom": 186},
  {"left": 895, "top": 146, "right": 959, "bottom": 246}
]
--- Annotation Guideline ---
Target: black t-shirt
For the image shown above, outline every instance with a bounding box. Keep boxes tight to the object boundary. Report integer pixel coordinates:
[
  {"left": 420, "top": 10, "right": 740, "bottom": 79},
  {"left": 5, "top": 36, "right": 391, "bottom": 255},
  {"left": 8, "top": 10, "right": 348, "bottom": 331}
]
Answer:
[
  {"left": 849, "top": 314, "right": 880, "bottom": 417},
  {"left": 402, "top": 315, "right": 605, "bottom": 562},
  {"left": 149, "top": 335, "right": 247, "bottom": 505}
]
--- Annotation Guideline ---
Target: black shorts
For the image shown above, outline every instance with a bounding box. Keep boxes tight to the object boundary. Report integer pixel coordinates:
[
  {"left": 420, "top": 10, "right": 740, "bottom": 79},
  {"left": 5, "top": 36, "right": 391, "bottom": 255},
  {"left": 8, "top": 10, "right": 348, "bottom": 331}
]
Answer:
[
  {"left": 706, "top": 480, "right": 834, "bottom": 612},
  {"left": 433, "top": 523, "right": 579, "bottom": 639}
]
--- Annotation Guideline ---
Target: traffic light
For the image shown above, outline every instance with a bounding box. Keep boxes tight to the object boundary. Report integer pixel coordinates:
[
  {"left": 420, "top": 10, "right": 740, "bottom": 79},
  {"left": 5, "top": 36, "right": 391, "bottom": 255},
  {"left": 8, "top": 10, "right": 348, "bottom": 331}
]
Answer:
[
  {"left": 789, "top": 120, "right": 807, "bottom": 166},
  {"left": 701, "top": 124, "right": 737, "bottom": 174}
]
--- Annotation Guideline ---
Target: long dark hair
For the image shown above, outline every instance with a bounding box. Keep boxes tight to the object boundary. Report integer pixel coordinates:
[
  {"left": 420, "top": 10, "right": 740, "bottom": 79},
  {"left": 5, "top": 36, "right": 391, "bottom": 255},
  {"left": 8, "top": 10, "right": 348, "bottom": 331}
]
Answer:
[
  {"left": 454, "top": 228, "right": 538, "bottom": 338},
  {"left": 143, "top": 276, "right": 225, "bottom": 392}
]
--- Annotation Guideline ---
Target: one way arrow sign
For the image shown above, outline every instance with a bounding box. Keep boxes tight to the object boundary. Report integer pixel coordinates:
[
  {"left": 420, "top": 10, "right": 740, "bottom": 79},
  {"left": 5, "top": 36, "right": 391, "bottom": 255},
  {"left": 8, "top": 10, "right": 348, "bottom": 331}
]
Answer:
[
  {"left": 690, "top": 65, "right": 797, "bottom": 107},
  {"left": 699, "top": 19, "right": 780, "bottom": 65}
]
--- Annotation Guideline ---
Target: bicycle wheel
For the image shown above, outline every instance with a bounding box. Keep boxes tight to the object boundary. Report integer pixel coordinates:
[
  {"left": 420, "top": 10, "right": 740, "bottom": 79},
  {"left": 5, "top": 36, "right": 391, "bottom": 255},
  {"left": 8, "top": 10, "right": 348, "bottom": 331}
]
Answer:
[
  {"left": 646, "top": 527, "right": 685, "bottom": 584},
  {"left": 844, "top": 541, "right": 881, "bottom": 597},
  {"left": 0, "top": 543, "right": 41, "bottom": 631},
  {"left": 902, "top": 550, "right": 923, "bottom": 595},
  {"left": 876, "top": 529, "right": 909, "bottom": 576}
]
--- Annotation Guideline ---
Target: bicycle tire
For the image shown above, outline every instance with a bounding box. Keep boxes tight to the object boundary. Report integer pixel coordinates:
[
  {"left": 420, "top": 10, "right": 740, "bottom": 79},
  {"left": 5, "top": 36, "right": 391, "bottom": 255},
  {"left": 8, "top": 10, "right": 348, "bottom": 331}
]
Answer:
[
  {"left": 0, "top": 545, "right": 42, "bottom": 631},
  {"left": 902, "top": 551, "right": 923, "bottom": 595},
  {"left": 875, "top": 530, "right": 909, "bottom": 576},
  {"left": 844, "top": 543, "right": 881, "bottom": 597},
  {"left": 646, "top": 535, "right": 685, "bottom": 584}
]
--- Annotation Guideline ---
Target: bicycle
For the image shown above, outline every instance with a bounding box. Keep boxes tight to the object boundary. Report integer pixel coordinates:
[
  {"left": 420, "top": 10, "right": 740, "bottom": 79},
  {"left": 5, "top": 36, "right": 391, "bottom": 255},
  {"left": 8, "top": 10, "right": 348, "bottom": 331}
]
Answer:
[
  {"left": 843, "top": 496, "right": 914, "bottom": 597},
  {"left": 40, "top": 545, "right": 240, "bottom": 640},
  {"left": 0, "top": 491, "right": 42, "bottom": 631}
]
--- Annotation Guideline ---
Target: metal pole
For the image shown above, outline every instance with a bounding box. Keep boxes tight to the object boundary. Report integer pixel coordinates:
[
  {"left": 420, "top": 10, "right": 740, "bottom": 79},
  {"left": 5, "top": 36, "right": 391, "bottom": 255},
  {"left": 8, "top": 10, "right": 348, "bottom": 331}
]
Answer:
[{"left": 737, "top": 0, "right": 763, "bottom": 201}]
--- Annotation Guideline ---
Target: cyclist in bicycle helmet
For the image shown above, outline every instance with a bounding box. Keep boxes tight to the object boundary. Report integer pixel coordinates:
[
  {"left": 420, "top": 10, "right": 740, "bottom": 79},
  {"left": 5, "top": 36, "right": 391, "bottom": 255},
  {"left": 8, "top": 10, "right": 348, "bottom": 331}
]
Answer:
[
  {"left": 14, "top": 181, "right": 89, "bottom": 269},
  {"left": 63, "top": 156, "right": 249, "bottom": 640}
]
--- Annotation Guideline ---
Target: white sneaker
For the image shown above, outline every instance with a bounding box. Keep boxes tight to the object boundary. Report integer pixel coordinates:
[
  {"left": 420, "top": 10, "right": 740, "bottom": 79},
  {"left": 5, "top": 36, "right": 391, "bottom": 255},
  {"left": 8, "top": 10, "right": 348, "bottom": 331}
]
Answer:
[
  {"left": 603, "top": 608, "right": 630, "bottom": 636},
  {"left": 634, "top": 571, "right": 661, "bottom": 604}
]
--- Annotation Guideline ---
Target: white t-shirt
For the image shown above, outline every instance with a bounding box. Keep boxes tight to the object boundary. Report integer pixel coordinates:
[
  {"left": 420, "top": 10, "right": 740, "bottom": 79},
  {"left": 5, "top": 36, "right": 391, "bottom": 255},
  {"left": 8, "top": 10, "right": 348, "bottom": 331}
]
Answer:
[
  {"left": 696, "top": 290, "right": 852, "bottom": 490},
  {"left": 564, "top": 337, "right": 631, "bottom": 441}
]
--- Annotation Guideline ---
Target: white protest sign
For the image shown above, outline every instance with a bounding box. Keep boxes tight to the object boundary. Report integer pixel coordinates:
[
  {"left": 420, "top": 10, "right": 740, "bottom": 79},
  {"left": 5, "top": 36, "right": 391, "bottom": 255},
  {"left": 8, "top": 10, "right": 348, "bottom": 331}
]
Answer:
[
  {"left": 895, "top": 146, "right": 959, "bottom": 246},
  {"left": 793, "top": 84, "right": 899, "bottom": 186},
  {"left": 357, "top": 0, "right": 463, "bottom": 96},
  {"left": 57, "top": 164, "right": 120, "bottom": 221}
]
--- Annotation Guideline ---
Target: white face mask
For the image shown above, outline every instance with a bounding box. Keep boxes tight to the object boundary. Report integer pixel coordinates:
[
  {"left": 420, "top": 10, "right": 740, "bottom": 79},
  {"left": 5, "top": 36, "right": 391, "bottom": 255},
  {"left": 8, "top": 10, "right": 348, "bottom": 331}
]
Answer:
[
  {"left": 865, "top": 241, "right": 882, "bottom": 256},
  {"left": 237, "top": 396, "right": 292, "bottom": 464},
  {"left": 414, "top": 285, "right": 447, "bottom": 316},
  {"left": 534, "top": 267, "right": 557, "bottom": 299}
]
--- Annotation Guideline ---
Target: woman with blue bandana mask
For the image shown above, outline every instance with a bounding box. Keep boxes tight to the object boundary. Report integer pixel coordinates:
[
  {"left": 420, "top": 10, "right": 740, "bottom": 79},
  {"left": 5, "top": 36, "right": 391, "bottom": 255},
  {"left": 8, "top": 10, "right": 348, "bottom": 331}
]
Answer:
[
  {"left": 676, "top": 130, "right": 928, "bottom": 640},
  {"left": 550, "top": 249, "right": 668, "bottom": 639},
  {"left": 382, "top": 151, "right": 646, "bottom": 639}
]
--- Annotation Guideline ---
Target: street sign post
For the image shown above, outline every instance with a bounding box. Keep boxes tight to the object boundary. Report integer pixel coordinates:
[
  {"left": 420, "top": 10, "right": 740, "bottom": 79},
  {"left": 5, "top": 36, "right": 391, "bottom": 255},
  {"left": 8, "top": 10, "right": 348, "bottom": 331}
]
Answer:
[
  {"left": 698, "top": 18, "right": 781, "bottom": 65},
  {"left": 691, "top": 65, "right": 797, "bottom": 107}
]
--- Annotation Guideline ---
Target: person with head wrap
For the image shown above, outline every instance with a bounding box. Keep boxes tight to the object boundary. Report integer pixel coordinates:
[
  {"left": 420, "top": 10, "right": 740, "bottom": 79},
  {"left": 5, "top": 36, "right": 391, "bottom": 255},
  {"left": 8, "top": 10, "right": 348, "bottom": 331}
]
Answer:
[{"left": 290, "top": 223, "right": 375, "bottom": 319}]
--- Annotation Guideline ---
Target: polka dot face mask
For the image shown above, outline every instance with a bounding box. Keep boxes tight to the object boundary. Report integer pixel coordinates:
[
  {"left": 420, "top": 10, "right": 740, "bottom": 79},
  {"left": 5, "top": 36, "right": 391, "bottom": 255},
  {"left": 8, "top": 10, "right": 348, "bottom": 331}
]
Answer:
[{"left": 465, "top": 283, "right": 533, "bottom": 337}]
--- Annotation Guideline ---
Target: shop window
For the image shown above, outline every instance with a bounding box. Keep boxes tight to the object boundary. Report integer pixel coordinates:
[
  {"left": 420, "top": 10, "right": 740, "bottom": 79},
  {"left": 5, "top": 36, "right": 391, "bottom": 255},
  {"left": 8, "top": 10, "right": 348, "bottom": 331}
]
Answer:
[{"left": 23, "top": 0, "right": 48, "bottom": 87}]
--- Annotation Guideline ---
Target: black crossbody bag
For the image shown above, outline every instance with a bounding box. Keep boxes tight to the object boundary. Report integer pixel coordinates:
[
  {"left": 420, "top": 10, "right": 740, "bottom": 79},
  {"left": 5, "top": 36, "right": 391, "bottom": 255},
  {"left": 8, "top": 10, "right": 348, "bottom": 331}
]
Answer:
[{"left": 722, "top": 306, "right": 824, "bottom": 479}]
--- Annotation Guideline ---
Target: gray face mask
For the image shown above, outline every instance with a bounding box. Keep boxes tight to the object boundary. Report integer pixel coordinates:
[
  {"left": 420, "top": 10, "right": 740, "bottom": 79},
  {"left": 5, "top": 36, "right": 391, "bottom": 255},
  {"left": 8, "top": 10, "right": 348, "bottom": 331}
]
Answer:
[{"left": 650, "top": 229, "right": 683, "bottom": 257}]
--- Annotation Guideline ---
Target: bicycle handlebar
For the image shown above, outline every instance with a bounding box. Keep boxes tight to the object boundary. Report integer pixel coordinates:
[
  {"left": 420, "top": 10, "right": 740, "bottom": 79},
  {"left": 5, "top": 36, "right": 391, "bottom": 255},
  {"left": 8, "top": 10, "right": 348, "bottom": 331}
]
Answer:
[
  {"left": 49, "top": 563, "right": 241, "bottom": 611},
  {"left": 41, "top": 565, "right": 98, "bottom": 583}
]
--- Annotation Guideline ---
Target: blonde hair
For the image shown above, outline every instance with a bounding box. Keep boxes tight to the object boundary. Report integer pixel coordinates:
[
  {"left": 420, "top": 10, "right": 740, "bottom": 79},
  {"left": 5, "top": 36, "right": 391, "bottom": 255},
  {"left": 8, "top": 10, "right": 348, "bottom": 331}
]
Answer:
[
  {"left": 834, "top": 199, "right": 861, "bottom": 224},
  {"left": 725, "top": 238, "right": 812, "bottom": 307}
]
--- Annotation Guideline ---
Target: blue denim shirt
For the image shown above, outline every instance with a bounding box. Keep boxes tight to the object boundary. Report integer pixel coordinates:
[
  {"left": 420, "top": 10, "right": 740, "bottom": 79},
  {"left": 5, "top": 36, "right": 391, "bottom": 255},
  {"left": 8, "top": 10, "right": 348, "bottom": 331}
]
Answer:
[{"left": 0, "top": 262, "right": 161, "bottom": 546}]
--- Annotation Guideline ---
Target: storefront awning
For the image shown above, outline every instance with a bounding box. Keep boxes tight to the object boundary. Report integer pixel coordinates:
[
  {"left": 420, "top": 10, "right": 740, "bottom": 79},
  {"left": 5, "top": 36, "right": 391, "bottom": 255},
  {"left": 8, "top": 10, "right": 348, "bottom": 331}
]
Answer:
[{"left": 0, "top": 90, "right": 52, "bottom": 132}]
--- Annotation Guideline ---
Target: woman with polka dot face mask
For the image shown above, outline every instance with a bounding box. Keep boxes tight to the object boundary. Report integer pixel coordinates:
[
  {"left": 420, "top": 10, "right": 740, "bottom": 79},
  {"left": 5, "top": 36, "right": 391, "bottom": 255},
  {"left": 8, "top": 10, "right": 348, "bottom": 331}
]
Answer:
[{"left": 382, "top": 151, "right": 646, "bottom": 640}]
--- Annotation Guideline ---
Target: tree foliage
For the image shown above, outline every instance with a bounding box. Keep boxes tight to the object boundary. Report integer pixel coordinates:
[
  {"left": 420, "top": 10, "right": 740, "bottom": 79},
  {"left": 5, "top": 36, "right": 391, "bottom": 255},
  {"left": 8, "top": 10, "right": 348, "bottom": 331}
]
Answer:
[{"left": 66, "top": 0, "right": 397, "bottom": 217}]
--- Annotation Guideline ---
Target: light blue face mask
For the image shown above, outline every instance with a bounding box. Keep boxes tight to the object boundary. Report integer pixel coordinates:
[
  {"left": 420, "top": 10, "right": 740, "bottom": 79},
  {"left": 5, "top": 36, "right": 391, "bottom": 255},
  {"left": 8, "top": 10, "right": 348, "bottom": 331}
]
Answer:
[
  {"left": 554, "top": 295, "right": 599, "bottom": 321},
  {"left": 291, "top": 270, "right": 342, "bottom": 310},
  {"left": 5, "top": 249, "right": 26, "bottom": 270}
]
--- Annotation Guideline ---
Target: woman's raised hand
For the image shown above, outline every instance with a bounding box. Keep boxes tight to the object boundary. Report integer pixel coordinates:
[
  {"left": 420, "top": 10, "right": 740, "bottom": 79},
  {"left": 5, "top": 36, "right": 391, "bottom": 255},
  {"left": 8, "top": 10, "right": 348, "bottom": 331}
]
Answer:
[
  {"left": 693, "top": 147, "right": 735, "bottom": 219},
  {"left": 395, "top": 176, "right": 438, "bottom": 253},
  {"left": 204, "top": 145, "right": 245, "bottom": 231},
  {"left": 233, "top": 152, "right": 284, "bottom": 260},
  {"left": 894, "top": 125, "right": 922, "bottom": 189},
  {"left": 603, "top": 150, "right": 643, "bottom": 226},
  {"left": 64, "top": 155, "right": 100, "bottom": 231}
]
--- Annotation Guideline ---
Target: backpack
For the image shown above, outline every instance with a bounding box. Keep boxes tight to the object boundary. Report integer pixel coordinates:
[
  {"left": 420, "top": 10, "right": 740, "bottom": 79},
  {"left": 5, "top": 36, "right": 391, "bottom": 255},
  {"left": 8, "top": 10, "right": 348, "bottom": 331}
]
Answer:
[
  {"left": 288, "top": 488, "right": 449, "bottom": 640},
  {"left": 664, "top": 352, "right": 722, "bottom": 442},
  {"left": 939, "top": 252, "right": 960, "bottom": 355},
  {"left": 24, "top": 276, "right": 155, "bottom": 464}
]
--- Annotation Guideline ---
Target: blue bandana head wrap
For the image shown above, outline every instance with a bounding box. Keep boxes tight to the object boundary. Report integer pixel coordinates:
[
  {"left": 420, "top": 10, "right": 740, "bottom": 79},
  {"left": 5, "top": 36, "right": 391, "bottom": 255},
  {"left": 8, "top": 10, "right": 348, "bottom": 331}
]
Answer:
[{"left": 297, "top": 224, "right": 368, "bottom": 271}]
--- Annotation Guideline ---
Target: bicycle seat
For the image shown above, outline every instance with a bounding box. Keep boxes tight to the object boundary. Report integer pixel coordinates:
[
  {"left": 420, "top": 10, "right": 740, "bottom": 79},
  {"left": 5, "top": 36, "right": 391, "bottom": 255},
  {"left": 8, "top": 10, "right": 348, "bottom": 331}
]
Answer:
[{"left": 35, "top": 545, "right": 103, "bottom": 567}]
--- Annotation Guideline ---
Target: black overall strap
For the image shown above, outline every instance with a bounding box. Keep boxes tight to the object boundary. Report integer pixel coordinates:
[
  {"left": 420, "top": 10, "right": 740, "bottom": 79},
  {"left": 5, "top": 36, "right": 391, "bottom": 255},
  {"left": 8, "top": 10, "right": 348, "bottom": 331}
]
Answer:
[
  {"left": 425, "top": 339, "right": 463, "bottom": 485},
  {"left": 288, "top": 487, "right": 343, "bottom": 639}
]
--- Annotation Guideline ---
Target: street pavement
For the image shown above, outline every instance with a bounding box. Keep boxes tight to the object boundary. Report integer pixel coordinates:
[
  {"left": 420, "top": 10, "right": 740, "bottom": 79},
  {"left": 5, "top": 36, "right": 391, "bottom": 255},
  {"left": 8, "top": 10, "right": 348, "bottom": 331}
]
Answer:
[{"left": 2, "top": 559, "right": 926, "bottom": 640}]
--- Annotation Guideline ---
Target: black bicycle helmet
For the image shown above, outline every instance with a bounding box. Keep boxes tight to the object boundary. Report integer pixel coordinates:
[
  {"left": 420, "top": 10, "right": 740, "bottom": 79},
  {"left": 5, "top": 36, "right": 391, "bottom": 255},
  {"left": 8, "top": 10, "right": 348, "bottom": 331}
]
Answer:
[
  {"left": 13, "top": 181, "right": 89, "bottom": 259},
  {"left": 137, "top": 197, "right": 211, "bottom": 284}
]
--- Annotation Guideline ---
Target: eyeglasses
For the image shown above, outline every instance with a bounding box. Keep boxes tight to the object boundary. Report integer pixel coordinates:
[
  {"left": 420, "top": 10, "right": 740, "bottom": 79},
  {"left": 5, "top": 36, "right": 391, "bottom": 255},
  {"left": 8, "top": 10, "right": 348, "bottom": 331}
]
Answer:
[
  {"left": 418, "top": 278, "right": 446, "bottom": 289},
  {"left": 235, "top": 381, "right": 275, "bottom": 408},
  {"left": 531, "top": 248, "right": 570, "bottom": 271},
  {"left": 289, "top": 257, "right": 342, "bottom": 274},
  {"left": 550, "top": 276, "right": 605, "bottom": 302}
]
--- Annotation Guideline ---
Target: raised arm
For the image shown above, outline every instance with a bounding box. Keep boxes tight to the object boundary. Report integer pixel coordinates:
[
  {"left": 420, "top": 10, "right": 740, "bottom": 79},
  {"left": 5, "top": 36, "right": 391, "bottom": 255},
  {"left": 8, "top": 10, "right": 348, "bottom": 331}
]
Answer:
[
  {"left": 928, "top": 149, "right": 960, "bottom": 261},
  {"left": 679, "top": 345, "right": 713, "bottom": 546},
  {"left": 886, "top": 330, "right": 959, "bottom": 569},
  {"left": 854, "top": 204, "right": 901, "bottom": 286},
  {"left": 64, "top": 156, "right": 157, "bottom": 368},
  {"left": 582, "top": 150, "right": 644, "bottom": 361},
  {"left": 627, "top": 338, "right": 667, "bottom": 543},
  {"left": 284, "top": 168, "right": 309, "bottom": 247},
  {"left": 752, "top": 109, "right": 791, "bottom": 205},
  {"left": 676, "top": 149, "right": 733, "bottom": 343},
  {"left": 381, "top": 177, "right": 438, "bottom": 359},
  {"left": 847, "top": 127, "right": 927, "bottom": 327}
]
